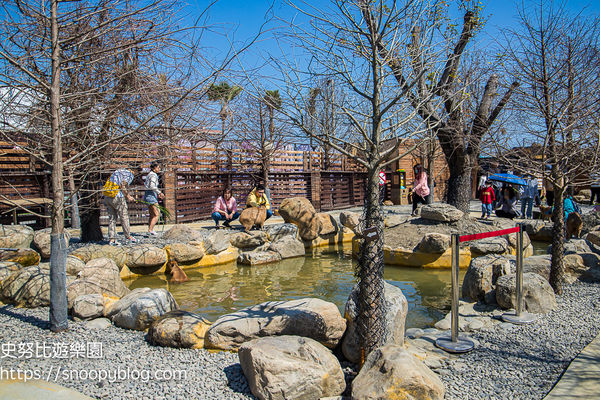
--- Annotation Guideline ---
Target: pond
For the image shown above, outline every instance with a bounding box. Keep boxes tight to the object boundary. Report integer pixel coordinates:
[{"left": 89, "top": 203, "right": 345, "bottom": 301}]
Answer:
[{"left": 128, "top": 244, "right": 469, "bottom": 330}]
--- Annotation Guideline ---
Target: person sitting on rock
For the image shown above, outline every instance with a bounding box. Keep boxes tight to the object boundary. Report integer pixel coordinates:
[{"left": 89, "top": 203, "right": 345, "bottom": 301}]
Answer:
[
  {"left": 246, "top": 184, "right": 273, "bottom": 220},
  {"left": 495, "top": 186, "right": 518, "bottom": 219},
  {"left": 212, "top": 187, "right": 240, "bottom": 228}
]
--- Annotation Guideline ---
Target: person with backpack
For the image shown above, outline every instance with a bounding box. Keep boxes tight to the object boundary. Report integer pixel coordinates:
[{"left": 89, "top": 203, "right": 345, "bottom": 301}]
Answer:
[{"left": 102, "top": 165, "right": 142, "bottom": 245}]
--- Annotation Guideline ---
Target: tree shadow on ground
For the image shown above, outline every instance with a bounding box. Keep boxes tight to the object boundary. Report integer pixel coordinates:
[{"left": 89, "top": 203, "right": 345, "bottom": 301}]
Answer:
[{"left": 0, "top": 305, "right": 48, "bottom": 329}]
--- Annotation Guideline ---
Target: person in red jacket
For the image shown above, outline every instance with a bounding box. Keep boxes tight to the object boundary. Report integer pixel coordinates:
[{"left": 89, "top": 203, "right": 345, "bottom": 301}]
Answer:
[{"left": 480, "top": 181, "right": 496, "bottom": 219}]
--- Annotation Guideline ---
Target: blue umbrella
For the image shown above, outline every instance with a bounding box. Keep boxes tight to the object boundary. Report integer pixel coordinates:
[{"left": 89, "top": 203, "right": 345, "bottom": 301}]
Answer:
[{"left": 488, "top": 173, "right": 527, "bottom": 186}]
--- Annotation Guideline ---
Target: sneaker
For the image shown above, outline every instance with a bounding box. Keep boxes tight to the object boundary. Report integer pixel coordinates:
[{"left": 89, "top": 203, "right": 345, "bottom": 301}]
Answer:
[
  {"left": 127, "top": 236, "right": 137, "bottom": 243},
  {"left": 109, "top": 240, "right": 120, "bottom": 246},
  {"left": 224, "top": 221, "right": 231, "bottom": 228},
  {"left": 148, "top": 231, "right": 158, "bottom": 236}
]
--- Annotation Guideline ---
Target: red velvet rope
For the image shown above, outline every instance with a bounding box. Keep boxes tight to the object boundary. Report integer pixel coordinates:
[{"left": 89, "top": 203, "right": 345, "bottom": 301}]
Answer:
[{"left": 459, "top": 227, "right": 520, "bottom": 243}]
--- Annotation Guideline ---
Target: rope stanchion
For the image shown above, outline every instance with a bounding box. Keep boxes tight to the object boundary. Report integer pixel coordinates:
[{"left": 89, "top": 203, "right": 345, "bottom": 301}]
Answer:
[
  {"left": 502, "top": 223, "right": 537, "bottom": 325},
  {"left": 435, "top": 233, "right": 475, "bottom": 354},
  {"left": 459, "top": 226, "right": 520, "bottom": 243}
]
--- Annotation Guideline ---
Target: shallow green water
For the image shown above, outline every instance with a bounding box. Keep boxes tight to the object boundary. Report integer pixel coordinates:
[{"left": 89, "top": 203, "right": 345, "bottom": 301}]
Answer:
[{"left": 127, "top": 245, "right": 471, "bottom": 329}]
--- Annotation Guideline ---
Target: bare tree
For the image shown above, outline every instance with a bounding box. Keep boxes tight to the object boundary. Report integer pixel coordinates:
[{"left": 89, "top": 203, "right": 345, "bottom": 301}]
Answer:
[
  {"left": 0, "top": 0, "right": 239, "bottom": 331},
  {"left": 493, "top": 1, "right": 600, "bottom": 293},
  {"left": 274, "top": 0, "right": 435, "bottom": 356}
]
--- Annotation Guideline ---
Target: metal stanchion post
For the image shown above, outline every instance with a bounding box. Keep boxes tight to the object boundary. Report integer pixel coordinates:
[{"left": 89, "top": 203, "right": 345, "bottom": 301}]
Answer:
[
  {"left": 435, "top": 234, "right": 475, "bottom": 353},
  {"left": 503, "top": 224, "right": 537, "bottom": 324}
]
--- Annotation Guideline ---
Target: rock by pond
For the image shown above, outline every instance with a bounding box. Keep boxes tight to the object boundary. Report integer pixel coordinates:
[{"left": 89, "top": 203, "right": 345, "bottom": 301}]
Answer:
[
  {"left": 495, "top": 273, "right": 557, "bottom": 313},
  {"left": 106, "top": 287, "right": 178, "bottom": 331},
  {"left": 147, "top": 310, "right": 211, "bottom": 349}
]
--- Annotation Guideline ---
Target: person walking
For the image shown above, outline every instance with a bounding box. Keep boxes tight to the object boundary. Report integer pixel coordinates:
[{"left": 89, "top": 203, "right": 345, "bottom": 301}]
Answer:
[
  {"left": 212, "top": 187, "right": 240, "bottom": 228},
  {"left": 411, "top": 164, "right": 429, "bottom": 216},
  {"left": 520, "top": 175, "right": 538, "bottom": 219},
  {"left": 590, "top": 172, "right": 600, "bottom": 205},
  {"left": 144, "top": 162, "right": 165, "bottom": 235},
  {"left": 102, "top": 165, "right": 142, "bottom": 244},
  {"left": 479, "top": 181, "right": 495, "bottom": 219}
]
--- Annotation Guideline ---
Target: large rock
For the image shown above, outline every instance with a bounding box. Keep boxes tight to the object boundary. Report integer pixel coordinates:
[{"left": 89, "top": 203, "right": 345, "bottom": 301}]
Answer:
[
  {"left": 520, "top": 220, "right": 553, "bottom": 241},
  {"left": 585, "top": 231, "right": 600, "bottom": 248},
  {"left": 229, "top": 231, "right": 268, "bottom": 249},
  {"left": 0, "top": 224, "right": 34, "bottom": 249},
  {"left": 66, "top": 257, "right": 130, "bottom": 308},
  {"left": 264, "top": 223, "right": 298, "bottom": 242},
  {"left": 239, "top": 336, "right": 345, "bottom": 400},
  {"left": 352, "top": 345, "right": 445, "bottom": 400},
  {"left": 523, "top": 255, "right": 552, "bottom": 281},
  {"left": 470, "top": 237, "right": 509, "bottom": 256},
  {"left": 125, "top": 245, "right": 167, "bottom": 268},
  {"left": 342, "top": 282, "right": 408, "bottom": 364},
  {"left": 316, "top": 213, "right": 338, "bottom": 236},
  {"left": 339, "top": 211, "right": 360, "bottom": 230},
  {"left": 71, "top": 294, "right": 106, "bottom": 320},
  {"left": 462, "top": 254, "right": 512, "bottom": 302},
  {"left": 238, "top": 250, "right": 282, "bottom": 265},
  {"left": 32, "top": 228, "right": 71, "bottom": 259},
  {"left": 66, "top": 255, "right": 86, "bottom": 276},
  {"left": 164, "top": 243, "right": 204, "bottom": 263},
  {"left": 162, "top": 225, "right": 207, "bottom": 242},
  {"left": 204, "top": 229, "right": 230, "bottom": 254},
  {"left": 417, "top": 233, "right": 450, "bottom": 253},
  {"left": 0, "top": 262, "right": 22, "bottom": 282},
  {"left": 107, "top": 287, "right": 178, "bottom": 331},
  {"left": 205, "top": 298, "right": 346, "bottom": 350},
  {"left": 496, "top": 273, "right": 557, "bottom": 313},
  {"left": 507, "top": 230, "right": 532, "bottom": 250},
  {"left": 278, "top": 197, "right": 322, "bottom": 241},
  {"left": 269, "top": 236, "right": 305, "bottom": 259},
  {"left": 0, "top": 265, "right": 50, "bottom": 307},
  {"left": 70, "top": 244, "right": 127, "bottom": 268},
  {"left": 147, "top": 310, "right": 211, "bottom": 349},
  {"left": 581, "top": 212, "right": 600, "bottom": 236},
  {"left": 420, "top": 204, "right": 464, "bottom": 222},
  {"left": 0, "top": 248, "right": 40, "bottom": 267}
]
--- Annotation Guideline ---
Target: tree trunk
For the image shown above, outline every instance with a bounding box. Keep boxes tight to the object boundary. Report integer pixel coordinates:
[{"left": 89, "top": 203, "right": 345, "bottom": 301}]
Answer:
[
  {"left": 356, "top": 167, "right": 386, "bottom": 358},
  {"left": 445, "top": 152, "right": 472, "bottom": 212},
  {"left": 67, "top": 167, "right": 80, "bottom": 229},
  {"left": 80, "top": 175, "right": 104, "bottom": 242},
  {"left": 549, "top": 185, "right": 565, "bottom": 294},
  {"left": 49, "top": 0, "right": 68, "bottom": 332}
]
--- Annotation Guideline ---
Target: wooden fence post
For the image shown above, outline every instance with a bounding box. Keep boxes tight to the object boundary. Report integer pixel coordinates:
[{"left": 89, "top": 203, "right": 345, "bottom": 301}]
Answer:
[{"left": 311, "top": 171, "right": 321, "bottom": 211}]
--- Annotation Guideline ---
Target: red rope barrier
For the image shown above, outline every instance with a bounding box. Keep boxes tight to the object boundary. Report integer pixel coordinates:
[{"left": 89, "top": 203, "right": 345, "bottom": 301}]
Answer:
[{"left": 459, "top": 226, "right": 520, "bottom": 243}]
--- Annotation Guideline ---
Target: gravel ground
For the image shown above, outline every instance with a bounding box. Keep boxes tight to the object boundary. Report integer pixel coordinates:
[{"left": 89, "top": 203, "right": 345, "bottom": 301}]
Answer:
[
  {"left": 439, "top": 280, "right": 600, "bottom": 400},
  {"left": 0, "top": 306, "right": 255, "bottom": 400}
]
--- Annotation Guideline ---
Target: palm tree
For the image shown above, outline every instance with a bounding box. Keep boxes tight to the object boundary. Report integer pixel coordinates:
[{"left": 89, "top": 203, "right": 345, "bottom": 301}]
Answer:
[{"left": 207, "top": 82, "right": 242, "bottom": 169}]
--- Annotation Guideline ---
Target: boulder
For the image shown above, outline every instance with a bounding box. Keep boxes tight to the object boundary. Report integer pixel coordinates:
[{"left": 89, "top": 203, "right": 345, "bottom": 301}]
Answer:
[
  {"left": 384, "top": 214, "right": 409, "bottom": 228},
  {"left": 66, "top": 258, "right": 130, "bottom": 308},
  {"left": 125, "top": 245, "right": 167, "bottom": 268},
  {"left": 264, "top": 223, "right": 298, "bottom": 242},
  {"left": 523, "top": 255, "right": 551, "bottom": 281},
  {"left": 278, "top": 197, "right": 322, "bottom": 241},
  {"left": 229, "top": 231, "right": 268, "bottom": 249},
  {"left": 462, "top": 254, "right": 512, "bottom": 302},
  {"left": 496, "top": 273, "right": 557, "bottom": 313},
  {"left": 563, "top": 254, "right": 594, "bottom": 283},
  {"left": 238, "top": 250, "right": 282, "bottom": 265},
  {"left": 0, "top": 265, "right": 53, "bottom": 307},
  {"left": 352, "top": 345, "right": 445, "bottom": 400},
  {"left": 585, "top": 231, "right": 600, "bottom": 248},
  {"left": 107, "top": 288, "right": 178, "bottom": 331},
  {"left": 0, "top": 248, "right": 40, "bottom": 267},
  {"left": 417, "top": 233, "right": 450, "bottom": 253},
  {"left": 205, "top": 298, "right": 346, "bottom": 350},
  {"left": 0, "top": 224, "right": 34, "bottom": 249},
  {"left": 204, "top": 229, "right": 230, "bottom": 254},
  {"left": 269, "top": 236, "right": 305, "bottom": 259},
  {"left": 339, "top": 211, "right": 360, "bottom": 231},
  {"left": 520, "top": 220, "right": 553, "bottom": 242},
  {"left": 162, "top": 225, "right": 207, "bottom": 242},
  {"left": 164, "top": 243, "right": 204, "bottom": 263},
  {"left": 239, "top": 336, "right": 345, "bottom": 400},
  {"left": 420, "top": 204, "right": 464, "bottom": 222},
  {"left": 147, "top": 310, "right": 211, "bottom": 349},
  {"left": 70, "top": 244, "right": 127, "bottom": 268},
  {"left": 507, "top": 231, "right": 531, "bottom": 250},
  {"left": 582, "top": 212, "right": 600, "bottom": 235},
  {"left": 470, "top": 237, "right": 509, "bottom": 256},
  {"left": 0, "top": 262, "right": 22, "bottom": 282},
  {"left": 32, "top": 228, "right": 72, "bottom": 259},
  {"left": 316, "top": 213, "right": 338, "bottom": 236},
  {"left": 342, "top": 282, "right": 408, "bottom": 364},
  {"left": 66, "top": 255, "right": 86, "bottom": 276},
  {"left": 71, "top": 294, "right": 106, "bottom": 320}
]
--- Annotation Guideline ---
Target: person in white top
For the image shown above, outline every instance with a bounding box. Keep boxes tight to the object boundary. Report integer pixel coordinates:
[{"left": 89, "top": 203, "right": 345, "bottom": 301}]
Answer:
[
  {"left": 102, "top": 165, "right": 142, "bottom": 244},
  {"left": 144, "top": 162, "right": 165, "bottom": 235}
]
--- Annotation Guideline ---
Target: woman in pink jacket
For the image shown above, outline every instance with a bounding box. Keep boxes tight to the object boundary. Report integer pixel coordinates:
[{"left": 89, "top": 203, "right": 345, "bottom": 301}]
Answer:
[{"left": 411, "top": 164, "right": 430, "bottom": 216}]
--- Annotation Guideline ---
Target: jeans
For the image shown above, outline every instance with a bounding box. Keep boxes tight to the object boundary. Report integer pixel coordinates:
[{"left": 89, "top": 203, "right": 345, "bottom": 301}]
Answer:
[
  {"left": 520, "top": 197, "right": 534, "bottom": 219},
  {"left": 212, "top": 211, "right": 240, "bottom": 224},
  {"left": 104, "top": 195, "right": 130, "bottom": 240},
  {"left": 481, "top": 203, "right": 492, "bottom": 217}
]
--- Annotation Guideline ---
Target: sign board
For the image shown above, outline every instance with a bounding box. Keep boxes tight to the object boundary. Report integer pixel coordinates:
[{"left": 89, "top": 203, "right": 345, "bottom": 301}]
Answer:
[
  {"left": 363, "top": 226, "right": 380, "bottom": 242},
  {"left": 379, "top": 171, "right": 387, "bottom": 186}
]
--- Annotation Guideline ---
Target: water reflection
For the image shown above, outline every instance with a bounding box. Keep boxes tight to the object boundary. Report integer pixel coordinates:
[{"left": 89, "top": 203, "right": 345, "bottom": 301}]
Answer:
[{"left": 127, "top": 244, "right": 468, "bottom": 329}]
